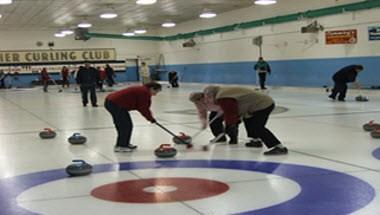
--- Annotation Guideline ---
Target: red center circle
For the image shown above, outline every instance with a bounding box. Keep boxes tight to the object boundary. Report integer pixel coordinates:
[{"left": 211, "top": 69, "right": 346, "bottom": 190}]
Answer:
[{"left": 91, "top": 177, "right": 229, "bottom": 203}]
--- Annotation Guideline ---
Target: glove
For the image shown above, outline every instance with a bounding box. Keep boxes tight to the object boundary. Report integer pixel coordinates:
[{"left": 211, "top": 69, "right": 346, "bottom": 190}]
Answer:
[{"left": 150, "top": 118, "right": 157, "bottom": 124}]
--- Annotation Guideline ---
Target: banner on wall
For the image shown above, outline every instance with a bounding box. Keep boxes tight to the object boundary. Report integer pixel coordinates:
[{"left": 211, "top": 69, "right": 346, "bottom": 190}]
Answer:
[
  {"left": 368, "top": 26, "right": 380, "bottom": 41},
  {"left": 0, "top": 48, "right": 116, "bottom": 64},
  {"left": 325, "top": 29, "right": 357, "bottom": 45}
]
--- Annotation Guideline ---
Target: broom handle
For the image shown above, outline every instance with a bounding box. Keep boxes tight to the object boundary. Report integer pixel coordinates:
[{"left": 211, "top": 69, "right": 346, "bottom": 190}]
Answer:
[{"left": 155, "top": 122, "right": 188, "bottom": 145}]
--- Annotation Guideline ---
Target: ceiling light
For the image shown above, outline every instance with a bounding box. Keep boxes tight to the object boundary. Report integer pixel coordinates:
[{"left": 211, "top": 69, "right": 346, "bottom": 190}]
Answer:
[
  {"left": 199, "top": 10, "right": 217, "bottom": 19},
  {"left": 54, "top": 32, "right": 66, "bottom": 38},
  {"left": 78, "top": 22, "right": 92, "bottom": 28},
  {"left": 136, "top": 0, "right": 157, "bottom": 5},
  {"left": 134, "top": 28, "right": 147, "bottom": 34},
  {"left": 61, "top": 29, "right": 74, "bottom": 35},
  {"left": 100, "top": 12, "right": 118, "bottom": 19},
  {"left": 162, "top": 21, "right": 176, "bottom": 28},
  {"left": 122, "top": 32, "right": 135, "bottom": 37},
  {"left": 0, "top": 14, "right": 2, "bottom": 19},
  {"left": 254, "top": 0, "right": 277, "bottom": 5},
  {"left": 0, "top": 0, "right": 12, "bottom": 5}
]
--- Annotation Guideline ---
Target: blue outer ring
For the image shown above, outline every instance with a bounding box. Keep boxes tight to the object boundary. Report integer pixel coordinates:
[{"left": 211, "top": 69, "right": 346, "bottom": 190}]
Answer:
[
  {"left": 0, "top": 159, "right": 375, "bottom": 215},
  {"left": 372, "top": 148, "right": 380, "bottom": 160}
]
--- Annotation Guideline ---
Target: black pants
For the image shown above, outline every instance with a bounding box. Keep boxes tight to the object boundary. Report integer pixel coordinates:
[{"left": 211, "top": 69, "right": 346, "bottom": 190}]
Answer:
[
  {"left": 97, "top": 80, "right": 104, "bottom": 91},
  {"left": 106, "top": 76, "right": 115, "bottom": 87},
  {"left": 0, "top": 79, "right": 5, "bottom": 88},
  {"left": 243, "top": 104, "right": 280, "bottom": 148},
  {"left": 258, "top": 73, "right": 267, "bottom": 89},
  {"left": 209, "top": 111, "right": 237, "bottom": 142},
  {"left": 330, "top": 79, "right": 347, "bottom": 100},
  {"left": 62, "top": 77, "right": 70, "bottom": 88},
  {"left": 170, "top": 78, "right": 179, "bottom": 88},
  {"left": 80, "top": 84, "right": 97, "bottom": 105},
  {"left": 43, "top": 80, "right": 49, "bottom": 92},
  {"left": 105, "top": 100, "right": 132, "bottom": 147}
]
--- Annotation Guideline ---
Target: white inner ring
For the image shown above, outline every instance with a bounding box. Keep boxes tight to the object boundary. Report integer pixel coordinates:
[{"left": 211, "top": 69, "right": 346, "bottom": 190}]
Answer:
[
  {"left": 143, "top": 185, "right": 178, "bottom": 193},
  {"left": 17, "top": 168, "right": 301, "bottom": 214}
]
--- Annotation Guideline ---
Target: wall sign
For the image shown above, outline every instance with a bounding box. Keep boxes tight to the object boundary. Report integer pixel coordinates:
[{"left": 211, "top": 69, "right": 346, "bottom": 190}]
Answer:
[
  {"left": 325, "top": 29, "right": 357, "bottom": 45},
  {"left": 0, "top": 48, "right": 116, "bottom": 64},
  {"left": 368, "top": 26, "right": 380, "bottom": 41}
]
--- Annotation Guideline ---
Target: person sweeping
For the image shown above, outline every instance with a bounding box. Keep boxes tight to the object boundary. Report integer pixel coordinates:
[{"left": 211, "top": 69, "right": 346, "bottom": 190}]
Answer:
[{"left": 104, "top": 82, "right": 161, "bottom": 152}]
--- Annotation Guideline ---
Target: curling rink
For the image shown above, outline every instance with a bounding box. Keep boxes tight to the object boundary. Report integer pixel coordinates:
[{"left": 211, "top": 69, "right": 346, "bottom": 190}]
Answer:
[{"left": 1, "top": 83, "right": 380, "bottom": 215}]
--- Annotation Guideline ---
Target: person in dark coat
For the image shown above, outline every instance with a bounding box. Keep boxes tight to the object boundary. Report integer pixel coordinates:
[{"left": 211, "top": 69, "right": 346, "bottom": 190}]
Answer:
[
  {"left": 329, "top": 64, "right": 363, "bottom": 101},
  {"left": 254, "top": 57, "right": 271, "bottom": 90},
  {"left": 76, "top": 62, "right": 99, "bottom": 107},
  {"left": 168, "top": 71, "right": 179, "bottom": 88},
  {"left": 105, "top": 64, "right": 116, "bottom": 87},
  {"left": 0, "top": 70, "right": 7, "bottom": 89},
  {"left": 104, "top": 82, "right": 162, "bottom": 152}
]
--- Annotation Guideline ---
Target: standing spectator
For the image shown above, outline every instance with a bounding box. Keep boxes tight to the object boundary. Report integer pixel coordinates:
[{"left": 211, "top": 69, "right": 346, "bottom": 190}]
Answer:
[
  {"left": 71, "top": 66, "right": 81, "bottom": 91},
  {"left": 139, "top": 62, "right": 151, "bottom": 84},
  {"left": 61, "top": 66, "right": 70, "bottom": 88},
  {"left": 40, "top": 67, "right": 50, "bottom": 92},
  {"left": 0, "top": 70, "right": 6, "bottom": 89},
  {"left": 104, "top": 82, "right": 162, "bottom": 152},
  {"left": 97, "top": 66, "right": 106, "bottom": 92},
  {"left": 329, "top": 64, "right": 363, "bottom": 102},
  {"left": 105, "top": 64, "right": 116, "bottom": 87},
  {"left": 254, "top": 57, "right": 271, "bottom": 90},
  {"left": 204, "top": 85, "right": 288, "bottom": 155},
  {"left": 76, "top": 62, "right": 99, "bottom": 107}
]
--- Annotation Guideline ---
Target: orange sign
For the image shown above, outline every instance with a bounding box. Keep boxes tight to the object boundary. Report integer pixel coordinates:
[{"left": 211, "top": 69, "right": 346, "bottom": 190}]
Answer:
[{"left": 325, "top": 29, "right": 357, "bottom": 45}]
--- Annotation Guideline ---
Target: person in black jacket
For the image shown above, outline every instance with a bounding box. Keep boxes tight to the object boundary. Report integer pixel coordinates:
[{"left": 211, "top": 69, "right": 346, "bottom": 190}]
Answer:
[
  {"left": 329, "top": 64, "right": 363, "bottom": 102},
  {"left": 254, "top": 57, "right": 271, "bottom": 90},
  {"left": 0, "top": 70, "right": 7, "bottom": 89},
  {"left": 76, "top": 62, "right": 99, "bottom": 107},
  {"left": 105, "top": 64, "right": 116, "bottom": 87},
  {"left": 168, "top": 71, "right": 179, "bottom": 88}
]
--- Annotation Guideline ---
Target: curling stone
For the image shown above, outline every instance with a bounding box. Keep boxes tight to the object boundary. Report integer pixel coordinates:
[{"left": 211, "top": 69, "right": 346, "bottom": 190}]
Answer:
[
  {"left": 66, "top": 160, "right": 92, "bottom": 177},
  {"left": 172, "top": 132, "right": 192, "bottom": 145},
  {"left": 201, "top": 145, "right": 209, "bottom": 151},
  {"left": 68, "top": 133, "right": 87, "bottom": 145},
  {"left": 154, "top": 144, "right": 177, "bottom": 158},
  {"left": 39, "top": 128, "right": 56, "bottom": 139},
  {"left": 363, "top": 121, "right": 380, "bottom": 132},
  {"left": 356, "top": 95, "right": 369, "bottom": 102},
  {"left": 371, "top": 129, "right": 380, "bottom": 139}
]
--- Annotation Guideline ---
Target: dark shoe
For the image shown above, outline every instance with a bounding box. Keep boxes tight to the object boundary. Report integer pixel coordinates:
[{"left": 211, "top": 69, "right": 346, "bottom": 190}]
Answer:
[
  {"left": 245, "top": 140, "right": 263, "bottom": 148},
  {"left": 210, "top": 136, "right": 227, "bottom": 143},
  {"left": 83, "top": 103, "right": 87, "bottom": 107},
  {"left": 328, "top": 95, "right": 336, "bottom": 100},
  {"left": 229, "top": 140, "right": 238, "bottom": 145},
  {"left": 92, "top": 104, "right": 98, "bottom": 107},
  {"left": 127, "top": 144, "right": 138, "bottom": 150},
  {"left": 264, "top": 146, "right": 288, "bottom": 155}
]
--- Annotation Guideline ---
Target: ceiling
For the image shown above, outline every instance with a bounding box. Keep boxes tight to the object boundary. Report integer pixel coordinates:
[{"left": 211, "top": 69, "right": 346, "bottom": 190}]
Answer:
[
  {"left": 0, "top": 0, "right": 257, "bottom": 31},
  {"left": 0, "top": 0, "right": 368, "bottom": 34}
]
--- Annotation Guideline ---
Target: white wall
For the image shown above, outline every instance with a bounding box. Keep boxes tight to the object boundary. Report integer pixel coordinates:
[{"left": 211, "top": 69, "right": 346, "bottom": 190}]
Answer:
[
  {"left": 0, "top": 30, "right": 159, "bottom": 64},
  {"left": 158, "top": 6, "right": 380, "bottom": 65}
]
